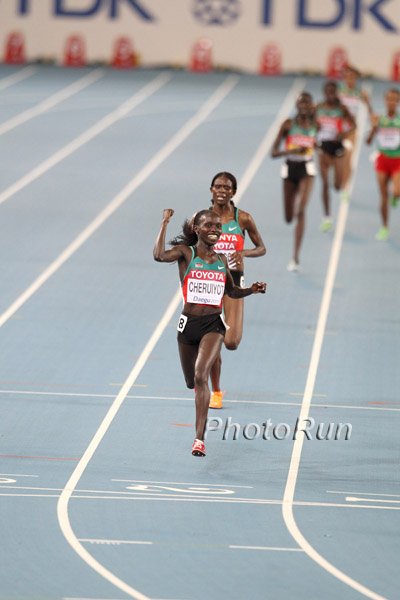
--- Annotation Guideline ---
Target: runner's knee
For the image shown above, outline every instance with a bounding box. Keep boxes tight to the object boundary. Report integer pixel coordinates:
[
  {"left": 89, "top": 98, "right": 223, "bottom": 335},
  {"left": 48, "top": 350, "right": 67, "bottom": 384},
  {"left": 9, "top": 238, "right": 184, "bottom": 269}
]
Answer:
[
  {"left": 194, "top": 371, "right": 207, "bottom": 388},
  {"left": 225, "top": 338, "right": 241, "bottom": 351}
]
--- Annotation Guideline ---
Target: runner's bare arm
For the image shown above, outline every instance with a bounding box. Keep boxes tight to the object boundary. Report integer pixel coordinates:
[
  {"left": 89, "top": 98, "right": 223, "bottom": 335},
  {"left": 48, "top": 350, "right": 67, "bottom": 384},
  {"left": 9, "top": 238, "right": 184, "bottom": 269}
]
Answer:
[
  {"left": 223, "top": 256, "right": 267, "bottom": 298},
  {"left": 366, "top": 114, "right": 379, "bottom": 145},
  {"left": 271, "top": 119, "right": 302, "bottom": 158},
  {"left": 153, "top": 209, "right": 188, "bottom": 263},
  {"left": 340, "top": 104, "right": 357, "bottom": 138},
  {"left": 238, "top": 211, "right": 266, "bottom": 260}
]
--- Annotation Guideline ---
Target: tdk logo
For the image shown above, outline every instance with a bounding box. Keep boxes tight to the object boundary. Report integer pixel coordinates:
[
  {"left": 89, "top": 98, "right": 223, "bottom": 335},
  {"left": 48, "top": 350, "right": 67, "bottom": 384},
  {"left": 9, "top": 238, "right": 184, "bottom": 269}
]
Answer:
[
  {"left": 192, "top": 0, "right": 241, "bottom": 26},
  {"left": 14, "top": 0, "right": 398, "bottom": 32},
  {"left": 263, "top": 0, "right": 397, "bottom": 32},
  {"left": 16, "top": 0, "right": 155, "bottom": 20}
]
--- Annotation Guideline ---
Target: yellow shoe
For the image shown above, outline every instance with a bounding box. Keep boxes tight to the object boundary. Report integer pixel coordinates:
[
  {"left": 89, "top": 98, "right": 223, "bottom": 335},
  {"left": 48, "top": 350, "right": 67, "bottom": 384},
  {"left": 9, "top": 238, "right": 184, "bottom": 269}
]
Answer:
[{"left": 209, "top": 390, "right": 224, "bottom": 409}]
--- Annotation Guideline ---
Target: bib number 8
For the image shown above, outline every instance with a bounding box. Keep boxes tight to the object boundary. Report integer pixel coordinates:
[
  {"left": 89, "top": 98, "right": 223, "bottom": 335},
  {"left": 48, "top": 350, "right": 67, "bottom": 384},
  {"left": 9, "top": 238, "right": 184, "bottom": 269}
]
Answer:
[{"left": 177, "top": 314, "right": 188, "bottom": 333}]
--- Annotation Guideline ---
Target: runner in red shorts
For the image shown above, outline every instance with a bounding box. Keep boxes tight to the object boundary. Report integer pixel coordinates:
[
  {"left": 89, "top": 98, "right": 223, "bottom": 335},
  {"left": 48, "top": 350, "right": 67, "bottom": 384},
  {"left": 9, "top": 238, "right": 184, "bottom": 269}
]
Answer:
[{"left": 366, "top": 88, "right": 400, "bottom": 241}]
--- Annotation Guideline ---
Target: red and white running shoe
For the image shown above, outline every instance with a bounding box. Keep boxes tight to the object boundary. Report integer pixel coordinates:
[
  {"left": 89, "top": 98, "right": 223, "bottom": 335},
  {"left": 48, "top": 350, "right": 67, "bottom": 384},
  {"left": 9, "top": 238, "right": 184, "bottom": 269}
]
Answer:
[{"left": 191, "top": 438, "right": 206, "bottom": 457}]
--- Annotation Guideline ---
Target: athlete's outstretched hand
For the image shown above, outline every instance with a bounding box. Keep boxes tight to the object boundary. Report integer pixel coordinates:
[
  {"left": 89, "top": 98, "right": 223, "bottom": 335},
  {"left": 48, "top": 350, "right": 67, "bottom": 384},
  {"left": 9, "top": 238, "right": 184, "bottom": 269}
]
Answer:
[
  {"left": 251, "top": 282, "right": 267, "bottom": 294},
  {"left": 162, "top": 208, "right": 174, "bottom": 223}
]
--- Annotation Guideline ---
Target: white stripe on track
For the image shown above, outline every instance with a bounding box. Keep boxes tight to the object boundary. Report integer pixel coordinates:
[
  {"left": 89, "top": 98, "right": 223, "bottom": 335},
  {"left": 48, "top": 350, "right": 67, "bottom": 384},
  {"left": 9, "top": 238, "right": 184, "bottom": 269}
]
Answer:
[
  {"left": 282, "top": 89, "right": 388, "bottom": 600},
  {"left": 0, "top": 66, "right": 37, "bottom": 90},
  {"left": 0, "top": 72, "right": 171, "bottom": 208},
  {"left": 0, "top": 69, "right": 104, "bottom": 136},
  {"left": 58, "top": 290, "right": 182, "bottom": 600},
  {"left": 4, "top": 389, "right": 400, "bottom": 412},
  {"left": 0, "top": 76, "right": 237, "bottom": 330},
  {"left": 55, "top": 78, "right": 305, "bottom": 600},
  {"left": 229, "top": 545, "right": 303, "bottom": 552},
  {"left": 55, "top": 76, "right": 240, "bottom": 600}
]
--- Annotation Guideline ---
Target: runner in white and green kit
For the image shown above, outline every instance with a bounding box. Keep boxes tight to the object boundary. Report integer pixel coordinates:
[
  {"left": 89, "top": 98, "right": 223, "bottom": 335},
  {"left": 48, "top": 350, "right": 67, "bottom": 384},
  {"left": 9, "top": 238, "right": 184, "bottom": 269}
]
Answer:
[
  {"left": 339, "top": 64, "right": 373, "bottom": 191},
  {"left": 366, "top": 88, "right": 400, "bottom": 241}
]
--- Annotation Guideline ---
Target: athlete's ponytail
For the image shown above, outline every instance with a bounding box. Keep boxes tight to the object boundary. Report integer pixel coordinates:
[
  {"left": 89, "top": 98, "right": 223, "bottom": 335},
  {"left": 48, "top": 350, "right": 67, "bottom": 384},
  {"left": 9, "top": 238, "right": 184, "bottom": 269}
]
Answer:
[{"left": 169, "top": 209, "right": 212, "bottom": 246}]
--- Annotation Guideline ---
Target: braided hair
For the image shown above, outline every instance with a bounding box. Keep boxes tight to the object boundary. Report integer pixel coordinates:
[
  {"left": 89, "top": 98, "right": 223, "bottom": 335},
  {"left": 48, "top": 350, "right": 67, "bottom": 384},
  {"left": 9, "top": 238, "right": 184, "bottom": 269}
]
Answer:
[{"left": 209, "top": 171, "right": 237, "bottom": 210}]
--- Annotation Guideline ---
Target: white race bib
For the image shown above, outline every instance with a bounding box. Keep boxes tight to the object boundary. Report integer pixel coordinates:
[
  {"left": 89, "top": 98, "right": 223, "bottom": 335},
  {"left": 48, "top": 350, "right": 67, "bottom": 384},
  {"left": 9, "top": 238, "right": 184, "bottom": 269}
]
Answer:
[
  {"left": 186, "top": 270, "right": 225, "bottom": 306},
  {"left": 377, "top": 128, "right": 400, "bottom": 150}
]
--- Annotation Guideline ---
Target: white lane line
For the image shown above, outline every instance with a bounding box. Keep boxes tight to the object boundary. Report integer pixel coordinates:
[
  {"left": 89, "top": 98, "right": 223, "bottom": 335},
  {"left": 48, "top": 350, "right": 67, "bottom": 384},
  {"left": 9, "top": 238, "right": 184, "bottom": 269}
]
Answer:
[
  {"left": 0, "top": 484, "right": 244, "bottom": 496},
  {"left": 282, "top": 89, "right": 387, "bottom": 600},
  {"left": 0, "top": 76, "right": 238, "bottom": 331},
  {"left": 56, "top": 76, "right": 240, "bottom": 600},
  {"left": 0, "top": 69, "right": 104, "bottom": 136},
  {"left": 111, "top": 479, "right": 252, "bottom": 488},
  {"left": 4, "top": 492, "right": 400, "bottom": 511},
  {"left": 229, "top": 545, "right": 303, "bottom": 552},
  {"left": 327, "top": 491, "right": 400, "bottom": 498},
  {"left": 0, "top": 71, "right": 171, "bottom": 208},
  {"left": 0, "top": 473, "right": 38, "bottom": 477},
  {"left": 0, "top": 66, "right": 37, "bottom": 90},
  {"left": 79, "top": 539, "right": 153, "bottom": 546},
  {"left": 0, "top": 493, "right": 58, "bottom": 498},
  {"left": 1, "top": 389, "right": 399, "bottom": 412},
  {"left": 56, "top": 78, "right": 304, "bottom": 600},
  {"left": 346, "top": 497, "right": 400, "bottom": 505},
  {"left": 58, "top": 290, "right": 181, "bottom": 600}
]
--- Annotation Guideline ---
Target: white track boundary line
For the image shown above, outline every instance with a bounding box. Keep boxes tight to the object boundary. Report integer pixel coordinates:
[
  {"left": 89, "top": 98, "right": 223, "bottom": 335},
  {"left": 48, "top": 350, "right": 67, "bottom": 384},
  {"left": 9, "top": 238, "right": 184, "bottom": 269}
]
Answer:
[
  {"left": 56, "top": 76, "right": 240, "bottom": 600},
  {"left": 5, "top": 493, "right": 400, "bottom": 511},
  {"left": 327, "top": 490, "right": 400, "bottom": 498},
  {"left": 0, "top": 77, "right": 238, "bottom": 330},
  {"left": 282, "top": 90, "right": 387, "bottom": 600},
  {"left": 229, "top": 545, "right": 303, "bottom": 552},
  {"left": 0, "top": 66, "right": 37, "bottom": 90},
  {"left": 111, "top": 479, "right": 252, "bottom": 488},
  {"left": 56, "top": 78, "right": 305, "bottom": 600},
  {"left": 58, "top": 289, "right": 181, "bottom": 600},
  {"left": 0, "top": 69, "right": 104, "bottom": 136},
  {"left": 0, "top": 72, "right": 171, "bottom": 208},
  {"left": 1, "top": 389, "right": 399, "bottom": 412},
  {"left": 79, "top": 539, "right": 153, "bottom": 546}
]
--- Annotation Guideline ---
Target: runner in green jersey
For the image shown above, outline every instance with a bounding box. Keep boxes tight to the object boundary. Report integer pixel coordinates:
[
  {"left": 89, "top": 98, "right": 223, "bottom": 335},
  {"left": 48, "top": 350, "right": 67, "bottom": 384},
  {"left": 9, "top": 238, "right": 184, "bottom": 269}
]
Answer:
[
  {"left": 315, "top": 80, "right": 356, "bottom": 232},
  {"left": 271, "top": 92, "right": 318, "bottom": 271},
  {"left": 366, "top": 88, "right": 400, "bottom": 241},
  {"left": 208, "top": 172, "right": 266, "bottom": 409},
  {"left": 154, "top": 208, "right": 266, "bottom": 457}
]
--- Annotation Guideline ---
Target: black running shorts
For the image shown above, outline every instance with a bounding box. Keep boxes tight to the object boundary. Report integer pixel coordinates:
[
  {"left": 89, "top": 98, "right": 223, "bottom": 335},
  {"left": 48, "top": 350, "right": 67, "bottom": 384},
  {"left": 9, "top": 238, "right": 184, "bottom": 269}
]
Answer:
[
  {"left": 281, "top": 160, "right": 316, "bottom": 182},
  {"left": 319, "top": 140, "right": 345, "bottom": 157},
  {"left": 177, "top": 312, "right": 227, "bottom": 345}
]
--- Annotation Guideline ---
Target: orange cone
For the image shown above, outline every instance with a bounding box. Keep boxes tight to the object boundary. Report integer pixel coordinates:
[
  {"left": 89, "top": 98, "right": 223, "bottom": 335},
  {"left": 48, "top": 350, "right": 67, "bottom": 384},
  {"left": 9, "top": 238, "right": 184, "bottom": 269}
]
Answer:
[
  {"left": 391, "top": 51, "right": 400, "bottom": 81},
  {"left": 327, "top": 47, "right": 348, "bottom": 79},
  {"left": 112, "top": 36, "right": 136, "bottom": 68},
  {"left": 4, "top": 32, "right": 25, "bottom": 64},
  {"left": 63, "top": 35, "right": 86, "bottom": 67},
  {"left": 190, "top": 38, "right": 213, "bottom": 73},
  {"left": 259, "top": 43, "right": 281, "bottom": 76}
]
